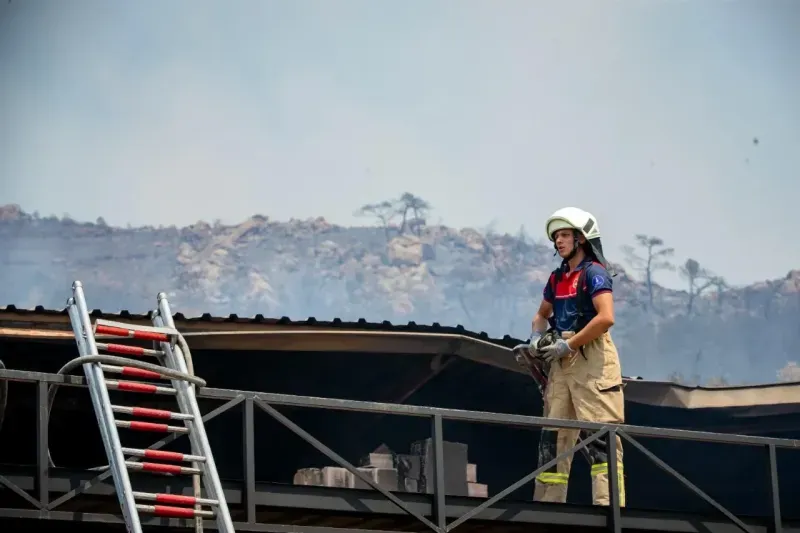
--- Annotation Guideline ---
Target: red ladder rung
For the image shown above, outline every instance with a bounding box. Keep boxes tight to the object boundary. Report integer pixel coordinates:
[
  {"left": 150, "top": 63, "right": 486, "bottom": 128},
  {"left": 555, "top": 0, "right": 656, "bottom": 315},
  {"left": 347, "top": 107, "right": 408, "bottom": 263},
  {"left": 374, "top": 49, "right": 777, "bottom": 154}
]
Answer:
[
  {"left": 112, "top": 405, "right": 194, "bottom": 421},
  {"left": 106, "top": 380, "right": 175, "bottom": 395},
  {"left": 121, "top": 447, "right": 205, "bottom": 463},
  {"left": 101, "top": 364, "right": 165, "bottom": 380},
  {"left": 132, "top": 491, "right": 218, "bottom": 506},
  {"left": 96, "top": 323, "right": 171, "bottom": 342},
  {"left": 126, "top": 461, "right": 201, "bottom": 476},
  {"left": 96, "top": 343, "right": 164, "bottom": 357},
  {"left": 115, "top": 420, "right": 189, "bottom": 434},
  {"left": 135, "top": 504, "right": 215, "bottom": 519}
]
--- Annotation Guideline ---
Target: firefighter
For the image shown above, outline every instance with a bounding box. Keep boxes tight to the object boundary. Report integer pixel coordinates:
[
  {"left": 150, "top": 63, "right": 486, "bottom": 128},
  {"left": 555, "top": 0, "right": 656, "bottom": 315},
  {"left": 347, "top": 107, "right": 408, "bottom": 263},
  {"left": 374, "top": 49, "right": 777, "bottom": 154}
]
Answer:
[{"left": 524, "top": 207, "right": 625, "bottom": 507}]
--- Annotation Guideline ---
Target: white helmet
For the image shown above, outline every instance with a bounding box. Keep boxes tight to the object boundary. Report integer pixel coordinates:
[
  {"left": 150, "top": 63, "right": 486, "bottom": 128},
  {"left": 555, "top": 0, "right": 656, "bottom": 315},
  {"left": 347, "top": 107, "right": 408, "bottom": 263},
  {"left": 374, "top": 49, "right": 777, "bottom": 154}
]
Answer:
[
  {"left": 545, "top": 207, "right": 601, "bottom": 242},
  {"left": 545, "top": 207, "right": 610, "bottom": 268}
]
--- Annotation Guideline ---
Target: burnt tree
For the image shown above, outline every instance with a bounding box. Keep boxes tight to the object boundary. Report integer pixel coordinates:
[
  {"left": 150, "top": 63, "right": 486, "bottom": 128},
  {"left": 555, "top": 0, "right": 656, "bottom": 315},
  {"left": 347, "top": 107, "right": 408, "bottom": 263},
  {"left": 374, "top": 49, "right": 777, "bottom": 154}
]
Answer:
[
  {"left": 622, "top": 234, "right": 674, "bottom": 311},
  {"left": 679, "top": 258, "right": 717, "bottom": 314}
]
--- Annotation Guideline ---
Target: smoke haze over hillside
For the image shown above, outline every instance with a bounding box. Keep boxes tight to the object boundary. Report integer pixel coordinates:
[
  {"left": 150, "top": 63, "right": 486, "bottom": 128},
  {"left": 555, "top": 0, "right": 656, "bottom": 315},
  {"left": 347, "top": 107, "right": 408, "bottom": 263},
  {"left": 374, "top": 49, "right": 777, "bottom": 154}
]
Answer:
[{"left": 1, "top": 203, "right": 799, "bottom": 387}]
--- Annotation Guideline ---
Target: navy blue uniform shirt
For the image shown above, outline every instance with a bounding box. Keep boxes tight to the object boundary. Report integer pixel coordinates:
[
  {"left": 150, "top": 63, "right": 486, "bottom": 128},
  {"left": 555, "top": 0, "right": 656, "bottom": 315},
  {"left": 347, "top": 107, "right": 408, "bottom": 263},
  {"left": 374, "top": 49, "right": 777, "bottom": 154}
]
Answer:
[{"left": 542, "top": 257, "right": 613, "bottom": 333}]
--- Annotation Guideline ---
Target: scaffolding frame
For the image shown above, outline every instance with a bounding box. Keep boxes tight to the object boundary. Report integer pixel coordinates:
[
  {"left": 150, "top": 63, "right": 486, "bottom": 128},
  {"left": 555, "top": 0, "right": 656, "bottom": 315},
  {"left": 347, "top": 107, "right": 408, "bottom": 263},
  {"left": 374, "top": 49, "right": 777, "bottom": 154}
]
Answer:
[{"left": 0, "top": 367, "right": 797, "bottom": 533}]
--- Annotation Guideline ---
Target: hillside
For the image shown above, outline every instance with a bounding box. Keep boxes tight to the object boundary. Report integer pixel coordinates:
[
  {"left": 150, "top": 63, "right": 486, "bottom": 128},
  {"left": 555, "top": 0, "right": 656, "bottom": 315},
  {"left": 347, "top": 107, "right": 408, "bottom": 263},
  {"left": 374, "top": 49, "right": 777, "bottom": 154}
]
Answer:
[{"left": 0, "top": 201, "right": 798, "bottom": 385}]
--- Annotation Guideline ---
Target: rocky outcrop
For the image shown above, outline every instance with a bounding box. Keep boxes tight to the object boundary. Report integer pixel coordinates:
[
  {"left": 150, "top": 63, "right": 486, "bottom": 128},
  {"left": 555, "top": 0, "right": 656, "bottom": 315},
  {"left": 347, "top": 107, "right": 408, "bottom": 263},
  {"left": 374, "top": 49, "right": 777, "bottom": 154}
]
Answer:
[{"left": 0, "top": 204, "right": 798, "bottom": 384}]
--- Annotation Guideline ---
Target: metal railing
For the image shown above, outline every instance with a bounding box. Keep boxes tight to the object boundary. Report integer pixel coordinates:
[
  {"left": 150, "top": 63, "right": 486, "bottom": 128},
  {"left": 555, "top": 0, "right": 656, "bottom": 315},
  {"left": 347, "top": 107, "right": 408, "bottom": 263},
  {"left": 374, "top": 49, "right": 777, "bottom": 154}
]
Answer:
[{"left": 0, "top": 366, "right": 797, "bottom": 533}]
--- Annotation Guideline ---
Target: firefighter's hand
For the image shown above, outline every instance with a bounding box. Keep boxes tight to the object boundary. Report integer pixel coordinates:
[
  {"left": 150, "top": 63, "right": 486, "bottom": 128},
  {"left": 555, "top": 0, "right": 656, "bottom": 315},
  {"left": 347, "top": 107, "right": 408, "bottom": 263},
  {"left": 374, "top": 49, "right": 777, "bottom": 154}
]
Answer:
[
  {"left": 512, "top": 342, "right": 532, "bottom": 357},
  {"left": 514, "top": 332, "right": 544, "bottom": 356},
  {"left": 527, "top": 332, "right": 546, "bottom": 352},
  {"left": 539, "top": 338, "right": 576, "bottom": 363},
  {"left": 512, "top": 342, "right": 535, "bottom": 369}
]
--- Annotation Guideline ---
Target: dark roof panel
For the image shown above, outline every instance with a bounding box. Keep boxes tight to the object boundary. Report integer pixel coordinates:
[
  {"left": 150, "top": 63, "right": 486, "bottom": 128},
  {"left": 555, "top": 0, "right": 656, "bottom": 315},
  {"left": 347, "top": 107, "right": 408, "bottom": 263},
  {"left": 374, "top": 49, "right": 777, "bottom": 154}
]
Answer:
[{"left": 0, "top": 304, "right": 518, "bottom": 346}]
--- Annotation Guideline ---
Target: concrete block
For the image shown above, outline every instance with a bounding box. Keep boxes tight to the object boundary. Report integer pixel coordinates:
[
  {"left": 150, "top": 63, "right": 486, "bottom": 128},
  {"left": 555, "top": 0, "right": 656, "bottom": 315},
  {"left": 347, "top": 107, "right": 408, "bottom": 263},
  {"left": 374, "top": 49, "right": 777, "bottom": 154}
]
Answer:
[
  {"left": 321, "top": 466, "right": 350, "bottom": 488},
  {"left": 360, "top": 452, "right": 394, "bottom": 470},
  {"left": 466, "top": 463, "right": 477, "bottom": 483},
  {"left": 397, "top": 454, "right": 420, "bottom": 480},
  {"left": 411, "top": 439, "right": 469, "bottom": 496},
  {"left": 293, "top": 468, "right": 323, "bottom": 486},
  {"left": 468, "top": 483, "right": 488, "bottom": 498},
  {"left": 397, "top": 454, "right": 421, "bottom": 493},
  {"left": 349, "top": 467, "right": 400, "bottom": 491}
]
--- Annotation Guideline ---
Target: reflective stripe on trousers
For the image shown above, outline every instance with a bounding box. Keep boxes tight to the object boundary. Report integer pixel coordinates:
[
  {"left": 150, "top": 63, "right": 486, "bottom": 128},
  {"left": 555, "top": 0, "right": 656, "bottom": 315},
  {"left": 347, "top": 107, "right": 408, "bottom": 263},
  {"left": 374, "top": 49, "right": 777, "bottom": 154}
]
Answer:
[{"left": 536, "top": 472, "right": 569, "bottom": 484}]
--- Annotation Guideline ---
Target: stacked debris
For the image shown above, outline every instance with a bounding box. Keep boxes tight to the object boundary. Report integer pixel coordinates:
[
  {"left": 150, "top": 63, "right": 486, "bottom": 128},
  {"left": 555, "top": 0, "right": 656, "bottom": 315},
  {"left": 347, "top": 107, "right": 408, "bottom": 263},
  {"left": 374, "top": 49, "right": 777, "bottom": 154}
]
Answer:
[{"left": 293, "top": 441, "right": 488, "bottom": 498}]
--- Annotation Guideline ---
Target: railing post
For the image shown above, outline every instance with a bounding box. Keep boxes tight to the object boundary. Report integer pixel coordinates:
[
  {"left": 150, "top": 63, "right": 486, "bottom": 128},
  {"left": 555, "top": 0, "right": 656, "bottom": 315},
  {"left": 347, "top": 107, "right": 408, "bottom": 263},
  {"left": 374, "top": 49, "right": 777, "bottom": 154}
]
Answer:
[
  {"left": 35, "top": 380, "right": 50, "bottom": 509},
  {"left": 243, "top": 397, "right": 256, "bottom": 523},
  {"left": 766, "top": 444, "right": 782, "bottom": 533},
  {"left": 431, "top": 414, "right": 446, "bottom": 532},
  {"left": 607, "top": 429, "right": 621, "bottom": 533}
]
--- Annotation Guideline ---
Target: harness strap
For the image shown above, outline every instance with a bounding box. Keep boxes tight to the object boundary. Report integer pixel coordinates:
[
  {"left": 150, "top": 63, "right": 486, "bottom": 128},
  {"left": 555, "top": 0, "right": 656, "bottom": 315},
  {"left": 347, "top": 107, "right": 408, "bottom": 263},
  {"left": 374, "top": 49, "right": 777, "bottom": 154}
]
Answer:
[
  {"left": 551, "top": 266, "right": 590, "bottom": 333},
  {"left": 550, "top": 266, "right": 591, "bottom": 359}
]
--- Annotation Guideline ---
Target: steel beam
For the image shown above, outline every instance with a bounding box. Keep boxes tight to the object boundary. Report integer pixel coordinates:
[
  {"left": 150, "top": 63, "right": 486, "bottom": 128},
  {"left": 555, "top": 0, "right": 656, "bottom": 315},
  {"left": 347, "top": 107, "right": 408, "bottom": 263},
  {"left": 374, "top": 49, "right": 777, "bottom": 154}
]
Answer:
[
  {"left": 767, "top": 443, "right": 783, "bottom": 533},
  {"left": 2, "top": 367, "right": 797, "bottom": 449},
  {"left": 2, "top": 486, "right": 799, "bottom": 533},
  {"left": 1, "top": 367, "right": 798, "bottom": 533}
]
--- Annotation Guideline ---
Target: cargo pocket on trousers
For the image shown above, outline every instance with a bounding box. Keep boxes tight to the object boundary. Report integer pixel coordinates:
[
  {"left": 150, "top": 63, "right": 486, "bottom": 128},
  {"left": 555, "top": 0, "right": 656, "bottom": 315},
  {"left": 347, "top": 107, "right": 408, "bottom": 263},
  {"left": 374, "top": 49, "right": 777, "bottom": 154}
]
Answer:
[
  {"left": 594, "top": 377, "right": 623, "bottom": 393},
  {"left": 592, "top": 377, "right": 625, "bottom": 422}
]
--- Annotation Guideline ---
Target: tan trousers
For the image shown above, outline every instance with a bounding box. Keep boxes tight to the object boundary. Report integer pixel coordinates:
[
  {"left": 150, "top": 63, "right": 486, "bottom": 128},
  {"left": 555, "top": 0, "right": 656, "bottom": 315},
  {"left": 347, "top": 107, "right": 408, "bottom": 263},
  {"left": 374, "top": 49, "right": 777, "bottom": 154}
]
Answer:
[{"left": 533, "top": 331, "right": 626, "bottom": 506}]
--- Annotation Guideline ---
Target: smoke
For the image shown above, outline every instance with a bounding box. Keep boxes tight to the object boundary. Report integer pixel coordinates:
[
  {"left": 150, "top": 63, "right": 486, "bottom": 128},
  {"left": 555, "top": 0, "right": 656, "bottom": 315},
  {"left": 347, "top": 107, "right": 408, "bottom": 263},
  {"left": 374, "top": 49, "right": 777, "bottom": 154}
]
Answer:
[{"left": 1, "top": 211, "right": 798, "bottom": 385}]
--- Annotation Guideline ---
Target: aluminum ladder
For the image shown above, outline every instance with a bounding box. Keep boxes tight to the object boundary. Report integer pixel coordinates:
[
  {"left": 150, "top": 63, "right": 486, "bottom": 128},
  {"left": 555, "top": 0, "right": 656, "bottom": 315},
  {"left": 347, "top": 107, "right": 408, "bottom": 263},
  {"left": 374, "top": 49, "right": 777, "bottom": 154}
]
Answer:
[{"left": 66, "top": 281, "right": 235, "bottom": 533}]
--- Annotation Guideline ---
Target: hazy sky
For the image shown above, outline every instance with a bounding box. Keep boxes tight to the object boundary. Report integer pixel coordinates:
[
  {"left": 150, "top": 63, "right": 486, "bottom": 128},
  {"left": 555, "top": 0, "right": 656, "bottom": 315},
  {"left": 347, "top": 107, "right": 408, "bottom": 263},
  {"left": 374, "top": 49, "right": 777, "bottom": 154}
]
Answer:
[{"left": 1, "top": 0, "right": 798, "bottom": 289}]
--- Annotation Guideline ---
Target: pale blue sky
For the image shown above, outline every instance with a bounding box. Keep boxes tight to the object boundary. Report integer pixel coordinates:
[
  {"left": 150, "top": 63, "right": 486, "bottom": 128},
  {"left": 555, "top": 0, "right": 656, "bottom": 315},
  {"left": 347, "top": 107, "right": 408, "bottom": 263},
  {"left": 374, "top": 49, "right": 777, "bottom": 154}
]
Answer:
[{"left": 1, "top": 0, "right": 798, "bottom": 289}]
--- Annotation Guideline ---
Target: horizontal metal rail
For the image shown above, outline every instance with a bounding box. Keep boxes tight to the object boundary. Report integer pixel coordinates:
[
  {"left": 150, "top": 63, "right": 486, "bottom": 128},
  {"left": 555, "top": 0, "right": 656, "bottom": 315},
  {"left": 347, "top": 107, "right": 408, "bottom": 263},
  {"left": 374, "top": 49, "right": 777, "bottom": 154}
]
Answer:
[
  {"left": 3, "top": 367, "right": 798, "bottom": 449},
  {"left": 0, "top": 367, "right": 796, "bottom": 533}
]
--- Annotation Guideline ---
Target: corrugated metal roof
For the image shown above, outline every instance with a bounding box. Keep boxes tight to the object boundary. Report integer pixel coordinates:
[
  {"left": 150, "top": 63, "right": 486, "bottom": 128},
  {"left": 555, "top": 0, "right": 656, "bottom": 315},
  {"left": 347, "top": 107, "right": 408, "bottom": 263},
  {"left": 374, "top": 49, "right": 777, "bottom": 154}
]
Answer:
[
  {"left": 4, "top": 304, "right": 800, "bottom": 412},
  {"left": 0, "top": 304, "right": 520, "bottom": 346}
]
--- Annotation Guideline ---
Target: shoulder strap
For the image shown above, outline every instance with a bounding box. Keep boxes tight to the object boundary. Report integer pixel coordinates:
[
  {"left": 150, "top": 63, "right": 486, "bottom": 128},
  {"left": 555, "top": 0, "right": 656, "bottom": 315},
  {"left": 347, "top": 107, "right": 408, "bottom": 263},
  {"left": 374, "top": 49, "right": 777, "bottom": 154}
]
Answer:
[
  {"left": 577, "top": 267, "right": 589, "bottom": 299},
  {"left": 574, "top": 267, "right": 591, "bottom": 331},
  {"left": 551, "top": 269, "right": 562, "bottom": 293}
]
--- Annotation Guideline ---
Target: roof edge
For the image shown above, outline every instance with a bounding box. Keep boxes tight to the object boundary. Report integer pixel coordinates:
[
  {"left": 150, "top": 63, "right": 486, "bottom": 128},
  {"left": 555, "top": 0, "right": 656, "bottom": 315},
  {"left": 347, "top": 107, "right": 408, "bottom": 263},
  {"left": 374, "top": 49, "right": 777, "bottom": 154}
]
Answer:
[{"left": 2, "top": 324, "right": 800, "bottom": 411}]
